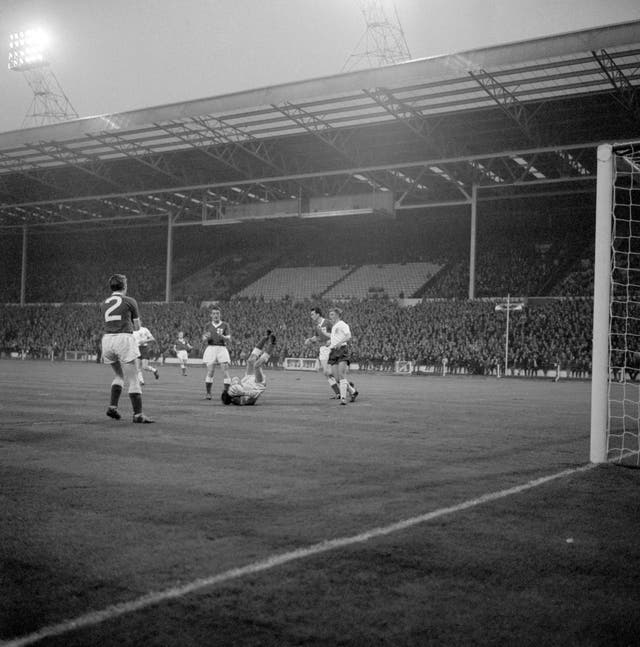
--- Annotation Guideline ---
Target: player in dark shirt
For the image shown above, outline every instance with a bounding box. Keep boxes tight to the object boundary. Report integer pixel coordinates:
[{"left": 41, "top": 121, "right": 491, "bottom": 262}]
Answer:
[
  {"left": 173, "top": 332, "right": 193, "bottom": 376},
  {"left": 305, "top": 306, "right": 349, "bottom": 399},
  {"left": 100, "top": 274, "right": 154, "bottom": 423},
  {"left": 201, "top": 307, "right": 232, "bottom": 399}
]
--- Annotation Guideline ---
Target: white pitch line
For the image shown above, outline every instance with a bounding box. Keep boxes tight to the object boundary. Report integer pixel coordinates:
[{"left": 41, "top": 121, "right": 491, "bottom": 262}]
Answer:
[{"left": 1, "top": 463, "right": 597, "bottom": 647}]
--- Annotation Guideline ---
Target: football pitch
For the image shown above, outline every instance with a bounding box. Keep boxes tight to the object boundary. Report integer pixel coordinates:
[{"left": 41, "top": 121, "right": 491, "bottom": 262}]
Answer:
[{"left": 1, "top": 361, "right": 639, "bottom": 646}]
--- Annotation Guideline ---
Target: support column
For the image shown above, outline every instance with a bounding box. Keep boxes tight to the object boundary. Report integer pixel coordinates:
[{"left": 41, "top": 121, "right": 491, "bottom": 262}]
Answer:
[
  {"left": 468, "top": 184, "right": 478, "bottom": 300},
  {"left": 20, "top": 225, "right": 28, "bottom": 305},
  {"left": 165, "top": 214, "right": 174, "bottom": 303}
]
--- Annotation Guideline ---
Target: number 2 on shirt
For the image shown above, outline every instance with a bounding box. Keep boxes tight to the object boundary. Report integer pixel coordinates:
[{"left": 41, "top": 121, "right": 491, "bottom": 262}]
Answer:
[{"left": 104, "top": 296, "right": 123, "bottom": 322}]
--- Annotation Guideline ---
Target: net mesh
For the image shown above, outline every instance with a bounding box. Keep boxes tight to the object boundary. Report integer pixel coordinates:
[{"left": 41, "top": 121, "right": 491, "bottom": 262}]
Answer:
[{"left": 608, "top": 143, "right": 640, "bottom": 465}]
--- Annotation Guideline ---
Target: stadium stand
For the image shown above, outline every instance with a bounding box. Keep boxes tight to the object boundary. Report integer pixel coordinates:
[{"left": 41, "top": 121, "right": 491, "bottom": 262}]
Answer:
[
  {"left": 0, "top": 203, "right": 596, "bottom": 305},
  {"left": 322, "top": 262, "right": 442, "bottom": 299},
  {"left": 235, "top": 266, "right": 355, "bottom": 301}
]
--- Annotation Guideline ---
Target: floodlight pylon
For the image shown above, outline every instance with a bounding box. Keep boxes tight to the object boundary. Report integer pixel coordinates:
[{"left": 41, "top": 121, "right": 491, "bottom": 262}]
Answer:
[
  {"left": 19, "top": 66, "right": 79, "bottom": 128},
  {"left": 343, "top": 0, "right": 411, "bottom": 72},
  {"left": 8, "top": 28, "right": 79, "bottom": 128}
]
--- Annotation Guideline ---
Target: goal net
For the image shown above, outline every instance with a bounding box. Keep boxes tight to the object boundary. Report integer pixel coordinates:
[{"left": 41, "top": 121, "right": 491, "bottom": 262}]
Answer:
[{"left": 591, "top": 142, "right": 640, "bottom": 466}]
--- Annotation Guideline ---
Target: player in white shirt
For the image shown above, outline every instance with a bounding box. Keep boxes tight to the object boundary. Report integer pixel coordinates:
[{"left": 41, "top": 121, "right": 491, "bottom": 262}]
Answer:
[
  {"left": 327, "top": 307, "right": 359, "bottom": 405},
  {"left": 220, "top": 331, "right": 274, "bottom": 406},
  {"left": 132, "top": 324, "right": 159, "bottom": 385},
  {"left": 304, "top": 306, "right": 341, "bottom": 399}
]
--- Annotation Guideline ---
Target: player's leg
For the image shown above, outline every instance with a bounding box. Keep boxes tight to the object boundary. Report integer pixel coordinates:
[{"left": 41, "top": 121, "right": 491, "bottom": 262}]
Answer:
[
  {"left": 178, "top": 350, "right": 187, "bottom": 375},
  {"left": 252, "top": 351, "right": 270, "bottom": 371},
  {"left": 348, "top": 376, "right": 359, "bottom": 402},
  {"left": 323, "top": 363, "right": 340, "bottom": 398},
  {"left": 319, "top": 346, "right": 340, "bottom": 398},
  {"left": 123, "top": 360, "right": 153, "bottom": 423},
  {"left": 103, "top": 336, "right": 126, "bottom": 420},
  {"left": 254, "top": 363, "right": 265, "bottom": 384},
  {"left": 218, "top": 345, "right": 233, "bottom": 394},
  {"left": 205, "top": 363, "right": 215, "bottom": 399},
  {"left": 142, "top": 357, "right": 159, "bottom": 379},
  {"left": 107, "top": 361, "right": 125, "bottom": 420},
  {"left": 329, "top": 361, "right": 346, "bottom": 405},
  {"left": 245, "top": 346, "right": 269, "bottom": 375},
  {"left": 136, "top": 357, "right": 145, "bottom": 385},
  {"left": 340, "top": 368, "right": 356, "bottom": 397},
  {"left": 249, "top": 348, "right": 269, "bottom": 384},
  {"left": 221, "top": 362, "right": 232, "bottom": 393},
  {"left": 202, "top": 345, "right": 216, "bottom": 398},
  {"left": 337, "top": 361, "right": 350, "bottom": 404}
]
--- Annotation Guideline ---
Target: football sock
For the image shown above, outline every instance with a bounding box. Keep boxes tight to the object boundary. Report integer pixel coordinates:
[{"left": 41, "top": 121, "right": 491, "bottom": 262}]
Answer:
[
  {"left": 110, "top": 384, "right": 123, "bottom": 407},
  {"left": 129, "top": 393, "right": 143, "bottom": 416},
  {"left": 339, "top": 379, "right": 348, "bottom": 401},
  {"left": 327, "top": 376, "right": 340, "bottom": 394}
]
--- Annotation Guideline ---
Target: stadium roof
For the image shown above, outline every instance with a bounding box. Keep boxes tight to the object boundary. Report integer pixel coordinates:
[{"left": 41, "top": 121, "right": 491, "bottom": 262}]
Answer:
[{"left": 1, "top": 19, "right": 639, "bottom": 231}]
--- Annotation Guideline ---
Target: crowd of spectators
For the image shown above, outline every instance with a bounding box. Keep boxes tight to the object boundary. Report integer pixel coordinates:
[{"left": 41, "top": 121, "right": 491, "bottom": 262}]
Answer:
[
  {"left": 0, "top": 297, "right": 593, "bottom": 377},
  {"left": 0, "top": 205, "right": 600, "bottom": 375}
]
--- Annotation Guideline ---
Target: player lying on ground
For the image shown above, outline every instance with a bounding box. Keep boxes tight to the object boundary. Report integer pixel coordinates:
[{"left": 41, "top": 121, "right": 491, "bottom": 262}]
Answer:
[{"left": 221, "top": 331, "right": 275, "bottom": 406}]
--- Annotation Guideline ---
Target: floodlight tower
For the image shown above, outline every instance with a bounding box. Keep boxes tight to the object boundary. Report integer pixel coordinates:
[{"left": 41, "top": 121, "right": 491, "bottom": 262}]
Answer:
[
  {"left": 342, "top": 0, "right": 411, "bottom": 72},
  {"left": 8, "top": 28, "right": 78, "bottom": 128}
]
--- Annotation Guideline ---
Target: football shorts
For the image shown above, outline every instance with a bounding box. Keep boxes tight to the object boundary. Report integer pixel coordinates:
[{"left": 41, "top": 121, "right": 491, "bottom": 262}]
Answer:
[
  {"left": 102, "top": 333, "right": 140, "bottom": 364},
  {"left": 203, "top": 345, "right": 231, "bottom": 365},
  {"left": 328, "top": 345, "right": 350, "bottom": 365}
]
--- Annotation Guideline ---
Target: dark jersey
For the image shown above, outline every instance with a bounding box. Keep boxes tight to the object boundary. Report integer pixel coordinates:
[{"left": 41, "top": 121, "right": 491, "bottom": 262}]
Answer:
[
  {"left": 204, "top": 320, "right": 230, "bottom": 346},
  {"left": 101, "top": 293, "right": 139, "bottom": 334},
  {"left": 174, "top": 339, "right": 192, "bottom": 352},
  {"left": 256, "top": 331, "right": 276, "bottom": 355},
  {"left": 314, "top": 317, "right": 332, "bottom": 342}
]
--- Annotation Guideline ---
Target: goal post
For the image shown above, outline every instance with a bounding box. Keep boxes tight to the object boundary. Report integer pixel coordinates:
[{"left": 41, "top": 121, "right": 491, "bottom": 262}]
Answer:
[
  {"left": 590, "top": 144, "right": 613, "bottom": 463},
  {"left": 591, "top": 141, "right": 640, "bottom": 466}
]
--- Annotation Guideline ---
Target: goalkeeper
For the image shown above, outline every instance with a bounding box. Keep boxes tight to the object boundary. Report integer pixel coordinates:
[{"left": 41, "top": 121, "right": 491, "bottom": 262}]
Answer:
[{"left": 221, "top": 330, "right": 275, "bottom": 406}]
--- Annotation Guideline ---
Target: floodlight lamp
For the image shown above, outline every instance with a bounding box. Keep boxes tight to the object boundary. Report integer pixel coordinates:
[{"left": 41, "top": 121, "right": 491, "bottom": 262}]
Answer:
[{"left": 8, "top": 28, "right": 49, "bottom": 71}]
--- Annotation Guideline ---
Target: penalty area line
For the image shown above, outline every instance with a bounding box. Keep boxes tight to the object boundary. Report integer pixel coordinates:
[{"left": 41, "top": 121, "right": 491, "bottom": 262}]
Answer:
[{"left": 1, "top": 463, "right": 597, "bottom": 647}]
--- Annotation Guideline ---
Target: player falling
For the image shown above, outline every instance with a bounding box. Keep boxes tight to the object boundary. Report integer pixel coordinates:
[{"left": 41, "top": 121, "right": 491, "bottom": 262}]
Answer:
[{"left": 221, "top": 330, "right": 275, "bottom": 406}]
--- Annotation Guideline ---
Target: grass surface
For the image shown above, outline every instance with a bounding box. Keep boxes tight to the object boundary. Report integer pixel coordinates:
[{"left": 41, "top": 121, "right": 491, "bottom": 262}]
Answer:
[{"left": 1, "top": 361, "right": 639, "bottom": 646}]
